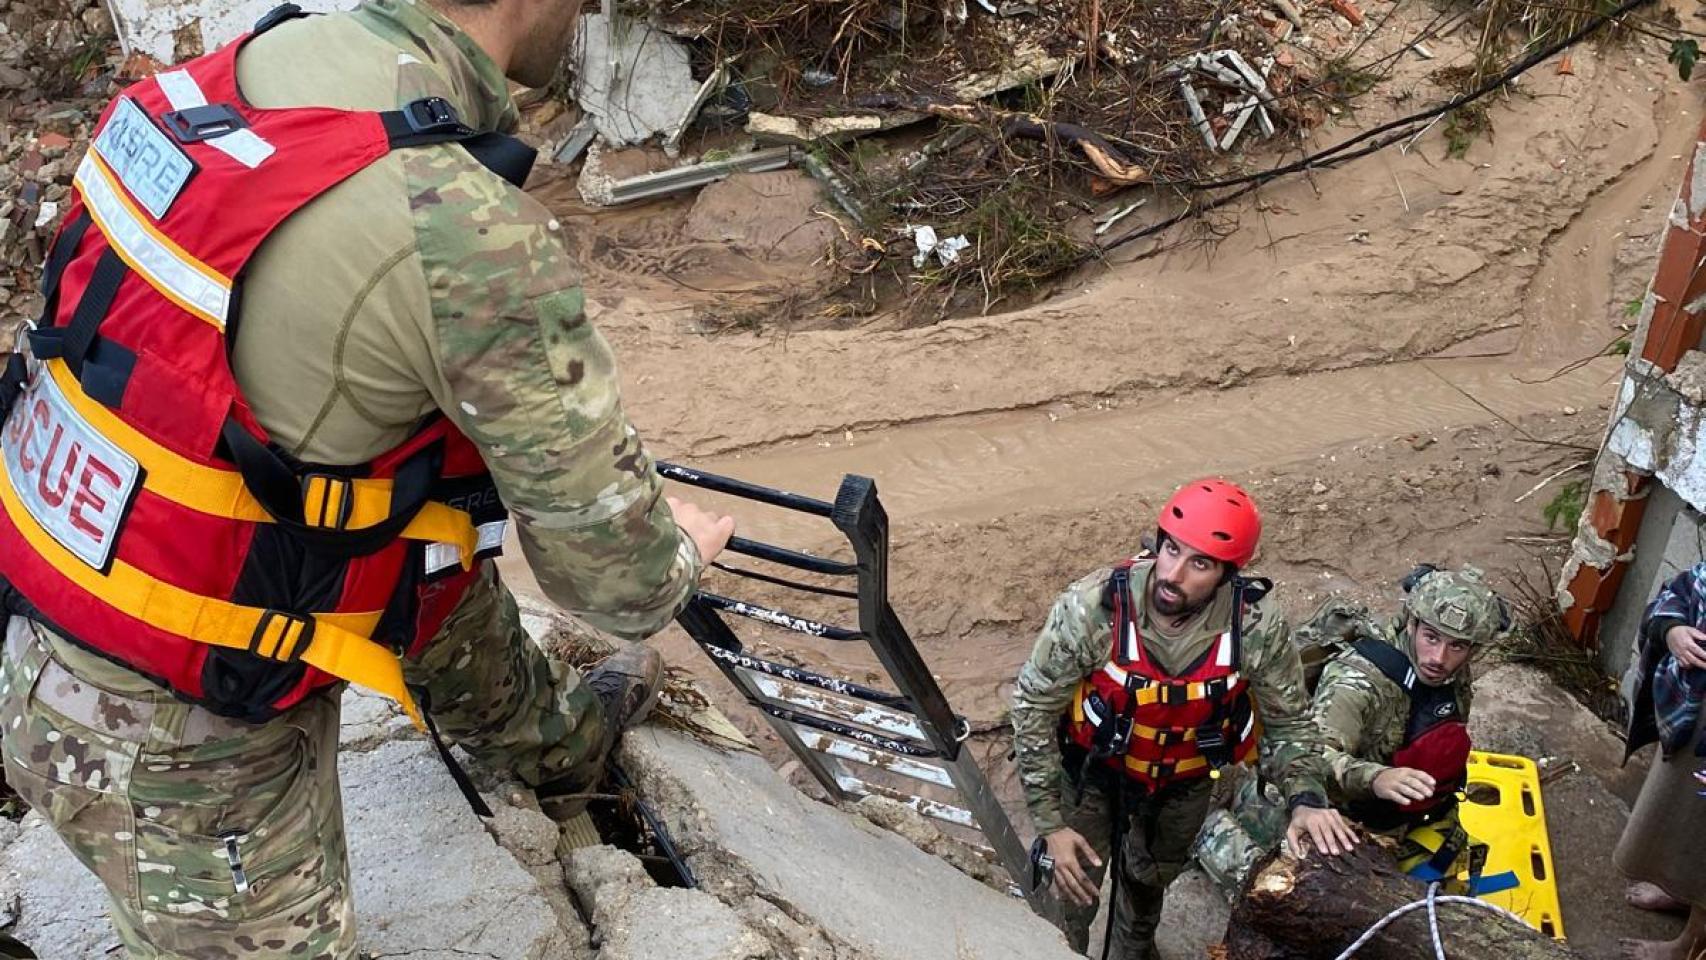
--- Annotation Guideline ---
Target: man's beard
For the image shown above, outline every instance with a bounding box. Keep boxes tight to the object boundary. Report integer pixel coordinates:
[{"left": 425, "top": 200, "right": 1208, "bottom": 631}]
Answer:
[{"left": 1149, "top": 578, "right": 1205, "bottom": 619}]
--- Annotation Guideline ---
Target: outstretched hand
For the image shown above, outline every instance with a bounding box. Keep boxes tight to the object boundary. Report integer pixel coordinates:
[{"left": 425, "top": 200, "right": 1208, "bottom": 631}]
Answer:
[
  {"left": 668, "top": 496, "right": 735, "bottom": 565},
  {"left": 1043, "top": 827, "right": 1104, "bottom": 908},
  {"left": 1286, "top": 805, "right": 1358, "bottom": 858}
]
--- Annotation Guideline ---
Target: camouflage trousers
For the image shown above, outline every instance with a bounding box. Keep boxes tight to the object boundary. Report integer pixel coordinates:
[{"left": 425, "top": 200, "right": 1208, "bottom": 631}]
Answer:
[
  {"left": 1193, "top": 773, "right": 1288, "bottom": 902},
  {"left": 0, "top": 567, "right": 606, "bottom": 960},
  {"left": 1056, "top": 763, "right": 1215, "bottom": 960}
]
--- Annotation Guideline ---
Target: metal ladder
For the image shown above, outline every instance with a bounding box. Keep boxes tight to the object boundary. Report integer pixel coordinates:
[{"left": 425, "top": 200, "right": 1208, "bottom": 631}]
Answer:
[{"left": 660, "top": 462, "right": 1046, "bottom": 913}]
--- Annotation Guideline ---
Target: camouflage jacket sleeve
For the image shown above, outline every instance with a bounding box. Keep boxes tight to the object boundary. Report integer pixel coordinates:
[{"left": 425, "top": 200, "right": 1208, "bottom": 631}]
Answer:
[
  {"left": 1012, "top": 570, "right": 1112, "bottom": 836},
  {"left": 405, "top": 148, "right": 701, "bottom": 641},
  {"left": 1310, "top": 657, "right": 1392, "bottom": 800},
  {"left": 1241, "top": 595, "right": 1330, "bottom": 804}
]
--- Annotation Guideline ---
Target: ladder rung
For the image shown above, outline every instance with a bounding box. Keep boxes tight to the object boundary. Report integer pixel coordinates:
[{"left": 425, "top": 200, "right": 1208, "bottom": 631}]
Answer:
[
  {"left": 834, "top": 773, "right": 975, "bottom": 829},
  {"left": 700, "top": 593, "right": 863, "bottom": 642},
  {"left": 796, "top": 728, "right": 954, "bottom": 787},
  {"left": 749, "top": 672, "right": 925, "bottom": 742},
  {"left": 700, "top": 640, "right": 912, "bottom": 709},
  {"left": 723, "top": 537, "right": 858, "bottom": 577},
  {"left": 658, "top": 461, "right": 836, "bottom": 517},
  {"left": 763, "top": 704, "right": 938, "bottom": 758}
]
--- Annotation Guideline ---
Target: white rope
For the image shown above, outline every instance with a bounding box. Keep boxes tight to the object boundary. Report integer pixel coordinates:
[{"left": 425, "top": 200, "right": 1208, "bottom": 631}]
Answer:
[
  {"left": 1331, "top": 884, "right": 1533, "bottom": 960},
  {"left": 1427, "top": 882, "right": 1446, "bottom": 960}
]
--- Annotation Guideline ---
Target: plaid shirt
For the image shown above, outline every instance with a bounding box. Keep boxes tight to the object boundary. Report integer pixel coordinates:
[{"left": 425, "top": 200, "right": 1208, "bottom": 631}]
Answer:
[{"left": 1643, "top": 564, "right": 1706, "bottom": 757}]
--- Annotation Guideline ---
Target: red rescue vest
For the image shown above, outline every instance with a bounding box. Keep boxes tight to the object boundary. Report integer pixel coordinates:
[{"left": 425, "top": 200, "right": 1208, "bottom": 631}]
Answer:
[
  {"left": 0, "top": 19, "right": 534, "bottom": 726},
  {"left": 1062, "top": 559, "right": 1260, "bottom": 791},
  {"left": 1346, "top": 638, "right": 1470, "bottom": 826}
]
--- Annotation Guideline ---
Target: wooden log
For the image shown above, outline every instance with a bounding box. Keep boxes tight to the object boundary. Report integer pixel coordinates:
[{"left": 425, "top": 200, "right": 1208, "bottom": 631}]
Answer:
[
  {"left": 1223, "top": 841, "right": 1584, "bottom": 960},
  {"left": 854, "top": 95, "right": 1150, "bottom": 185}
]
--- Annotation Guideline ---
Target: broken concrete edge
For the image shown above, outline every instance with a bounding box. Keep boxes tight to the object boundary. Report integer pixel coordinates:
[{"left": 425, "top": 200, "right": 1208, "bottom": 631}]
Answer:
[
  {"left": 844, "top": 795, "right": 1013, "bottom": 894},
  {"left": 1556, "top": 345, "right": 1706, "bottom": 620}
]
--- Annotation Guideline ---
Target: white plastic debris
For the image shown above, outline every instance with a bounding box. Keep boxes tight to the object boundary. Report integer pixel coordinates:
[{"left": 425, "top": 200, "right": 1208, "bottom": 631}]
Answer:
[
  {"left": 910, "top": 226, "right": 970, "bottom": 267},
  {"left": 936, "top": 235, "right": 971, "bottom": 265},
  {"left": 912, "top": 225, "right": 940, "bottom": 267},
  {"left": 33, "top": 201, "right": 58, "bottom": 230}
]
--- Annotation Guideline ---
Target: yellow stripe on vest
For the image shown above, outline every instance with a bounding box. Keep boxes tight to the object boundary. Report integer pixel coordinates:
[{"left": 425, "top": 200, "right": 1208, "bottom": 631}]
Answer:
[
  {"left": 0, "top": 451, "right": 423, "bottom": 727},
  {"left": 1123, "top": 754, "right": 1211, "bottom": 777},
  {"left": 76, "top": 152, "right": 232, "bottom": 329},
  {"left": 41, "top": 360, "right": 479, "bottom": 565}
]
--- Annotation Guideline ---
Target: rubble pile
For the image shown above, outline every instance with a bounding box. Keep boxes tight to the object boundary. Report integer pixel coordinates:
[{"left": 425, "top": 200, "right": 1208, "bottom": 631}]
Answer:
[
  {"left": 549, "top": 0, "right": 1393, "bottom": 320},
  {"left": 0, "top": 0, "right": 130, "bottom": 330}
]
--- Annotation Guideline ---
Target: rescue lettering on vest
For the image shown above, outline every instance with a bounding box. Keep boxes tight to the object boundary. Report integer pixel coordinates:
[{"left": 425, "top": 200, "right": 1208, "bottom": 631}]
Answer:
[
  {"left": 1, "top": 370, "right": 140, "bottom": 570},
  {"left": 91, "top": 97, "right": 194, "bottom": 221}
]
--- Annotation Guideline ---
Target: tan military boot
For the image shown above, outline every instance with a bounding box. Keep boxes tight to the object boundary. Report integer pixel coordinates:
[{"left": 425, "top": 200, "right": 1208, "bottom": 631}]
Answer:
[
  {"left": 585, "top": 643, "right": 665, "bottom": 755},
  {"left": 536, "top": 643, "right": 664, "bottom": 829}
]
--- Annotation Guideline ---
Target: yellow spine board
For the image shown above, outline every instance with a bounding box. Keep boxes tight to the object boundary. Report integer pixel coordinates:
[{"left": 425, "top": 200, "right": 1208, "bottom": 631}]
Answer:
[{"left": 1457, "top": 750, "right": 1566, "bottom": 939}]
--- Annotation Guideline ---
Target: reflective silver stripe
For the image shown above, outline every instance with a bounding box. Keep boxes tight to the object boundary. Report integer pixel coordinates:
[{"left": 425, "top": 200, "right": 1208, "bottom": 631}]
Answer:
[
  {"left": 1213, "top": 629, "right": 1235, "bottom": 667},
  {"left": 474, "top": 519, "right": 507, "bottom": 553},
  {"left": 424, "top": 520, "right": 508, "bottom": 575},
  {"left": 75, "top": 153, "right": 230, "bottom": 326},
  {"left": 1102, "top": 661, "right": 1128, "bottom": 684},
  {"left": 424, "top": 542, "right": 460, "bottom": 576},
  {"left": 1081, "top": 693, "right": 1104, "bottom": 726},
  {"left": 156, "top": 69, "right": 276, "bottom": 169}
]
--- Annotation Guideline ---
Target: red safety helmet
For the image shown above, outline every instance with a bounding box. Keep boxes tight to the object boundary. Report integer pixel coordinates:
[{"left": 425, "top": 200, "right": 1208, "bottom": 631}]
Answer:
[{"left": 1157, "top": 479, "right": 1262, "bottom": 568}]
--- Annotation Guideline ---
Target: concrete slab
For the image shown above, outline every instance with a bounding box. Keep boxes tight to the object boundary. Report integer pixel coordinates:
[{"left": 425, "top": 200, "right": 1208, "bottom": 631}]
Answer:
[
  {"left": 619, "top": 727, "right": 1081, "bottom": 960},
  {"left": 0, "top": 812, "right": 116, "bottom": 956},
  {"left": 0, "top": 738, "right": 587, "bottom": 958},
  {"left": 105, "top": 0, "right": 357, "bottom": 63},
  {"left": 343, "top": 738, "right": 587, "bottom": 959},
  {"left": 565, "top": 846, "right": 770, "bottom": 960},
  {"left": 572, "top": 14, "right": 701, "bottom": 147},
  {"left": 1470, "top": 664, "right": 1645, "bottom": 804}
]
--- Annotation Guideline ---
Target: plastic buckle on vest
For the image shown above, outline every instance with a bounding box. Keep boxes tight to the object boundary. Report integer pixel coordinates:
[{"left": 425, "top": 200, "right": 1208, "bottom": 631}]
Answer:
[
  {"left": 250, "top": 610, "right": 315, "bottom": 663},
  {"left": 404, "top": 97, "right": 472, "bottom": 137},
  {"left": 162, "top": 103, "right": 250, "bottom": 144},
  {"left": 1161, "top": 684, "right": 1189, "bottom": 706},
  {"left": 301, "top": 474, "right": 356, "bottom": 531}
]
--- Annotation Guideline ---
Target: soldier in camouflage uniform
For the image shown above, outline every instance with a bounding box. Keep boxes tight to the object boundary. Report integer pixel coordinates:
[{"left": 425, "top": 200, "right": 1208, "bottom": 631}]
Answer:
[
  {"left": 1195, "top": 566, "right": 1510, "bottom": 900},
  {"left": 1011, "top": 480, "right": 1354, "bottom": 960},
  {"left": 0, "top": 0, "right": 735, "bottom": 955}
]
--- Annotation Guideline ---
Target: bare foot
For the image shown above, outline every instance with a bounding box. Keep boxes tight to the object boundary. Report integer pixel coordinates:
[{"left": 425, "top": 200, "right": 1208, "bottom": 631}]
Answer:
[
  {"left": 1628, "top": 882, "right": 1690, "bottom": 914},
  {"left": 1620, "top": 938, "right": 1688, "bottom": 960}
]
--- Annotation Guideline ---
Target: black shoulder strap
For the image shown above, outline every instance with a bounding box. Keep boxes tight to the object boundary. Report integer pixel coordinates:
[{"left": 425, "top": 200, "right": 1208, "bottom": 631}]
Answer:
[
  {"left": 380, "top": 98, "right": 537, "bottom": 189},
  {"left": 1351, "top": 638, "right": 1460, "bottom": 741},
  {"left": 253, "top": 2, "right": 311, "bottom": 35},
  {"left": 1104, "top": 561, "right": 1143, "bottom": 667},
  {"left": 1351, "top": 638, "right": 1418, "bottom": 692},
  {"left": 1226, "top": 575, "right": 1272, "bottom": 668}
]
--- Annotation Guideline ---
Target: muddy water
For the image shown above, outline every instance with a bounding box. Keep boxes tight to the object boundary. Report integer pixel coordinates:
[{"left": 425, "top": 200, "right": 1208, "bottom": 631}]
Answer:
[
  {"left": 498, "top": 353, "right": 1621, "bottom": 598},
  {"left": 672, "top": 355, "right": 1620, "bottom": 549}
]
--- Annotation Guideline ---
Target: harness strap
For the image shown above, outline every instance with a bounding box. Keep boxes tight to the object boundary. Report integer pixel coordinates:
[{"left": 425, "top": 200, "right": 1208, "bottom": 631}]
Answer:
[
  {"left": 1352, "top": 637, "right": 1460, "bottom": 741},
  {"left": 35, "top": 211, "right": 92, "bottom": 327},
  {"left": 220, "top": 419, "right": 462, "bottom": 560},
  {"left": 1353, "top": 637, "right": 1421, "bottom": 691},
  {"left": 0, "top": 458, "right": 422, "bottom": 725},
  {"left": 379, "top": 100, "right": 537, "bottom": 189},
  {"left": 415, "top": 685, "right": 494, "bottom": 818}
]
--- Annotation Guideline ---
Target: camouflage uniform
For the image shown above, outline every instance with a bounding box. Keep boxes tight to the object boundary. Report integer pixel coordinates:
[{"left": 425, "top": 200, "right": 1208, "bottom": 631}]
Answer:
[
  {"left": 0, "top": 3, "right": 700, "bottom": 956},
  {"left": 1196, "top": 568, "right": 1507, "bottom": 899},
  {"left": 1011, "top": 559, "right": 1327, "bottom": 959}
]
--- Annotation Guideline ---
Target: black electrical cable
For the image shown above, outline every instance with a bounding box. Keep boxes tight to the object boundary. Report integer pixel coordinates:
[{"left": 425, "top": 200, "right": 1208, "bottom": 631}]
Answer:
[{"left": 1102, "top": 0, "right": 1657, "bottom": 251}]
